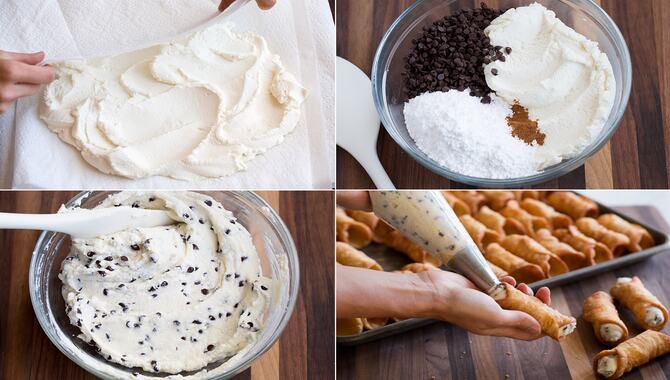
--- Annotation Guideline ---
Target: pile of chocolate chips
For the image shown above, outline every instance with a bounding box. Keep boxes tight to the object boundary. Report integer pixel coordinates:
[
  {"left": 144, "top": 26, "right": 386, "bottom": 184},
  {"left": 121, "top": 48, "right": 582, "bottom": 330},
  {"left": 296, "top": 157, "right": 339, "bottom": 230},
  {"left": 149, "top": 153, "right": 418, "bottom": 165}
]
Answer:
[{"left": 402, "top": 3, "right": 509, "bottom": 103}]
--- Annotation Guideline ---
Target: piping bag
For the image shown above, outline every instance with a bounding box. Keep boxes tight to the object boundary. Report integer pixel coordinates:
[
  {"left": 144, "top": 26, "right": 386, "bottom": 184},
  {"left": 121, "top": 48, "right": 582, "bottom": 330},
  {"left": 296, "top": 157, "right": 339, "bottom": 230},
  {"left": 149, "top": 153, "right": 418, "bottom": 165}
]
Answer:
[{"left": 370, "top": 190, "right": 505, "bottom": 299}]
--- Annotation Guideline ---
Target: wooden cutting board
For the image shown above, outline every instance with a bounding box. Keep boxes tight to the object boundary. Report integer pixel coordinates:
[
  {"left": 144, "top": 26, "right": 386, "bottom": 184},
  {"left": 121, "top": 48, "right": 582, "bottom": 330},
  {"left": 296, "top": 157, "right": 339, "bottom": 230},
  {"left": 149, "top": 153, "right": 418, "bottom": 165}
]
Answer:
[
  {"left": 336, "top": 0, "right": 670, "bottom": 189},
  {"left": 0, "top": 191, "right": 334, "bottom": 380},
  {"left": 337, "top": 205, "right": 670, "bottom": 380}
]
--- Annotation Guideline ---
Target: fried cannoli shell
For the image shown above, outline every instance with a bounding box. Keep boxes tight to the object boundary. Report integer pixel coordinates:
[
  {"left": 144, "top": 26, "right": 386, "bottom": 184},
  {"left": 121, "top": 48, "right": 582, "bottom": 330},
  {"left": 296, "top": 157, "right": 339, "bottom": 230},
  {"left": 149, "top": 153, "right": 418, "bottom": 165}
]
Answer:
[
  {"left": 480, "top": 191, "right": 515, "bottom": 211},
  {"left": 515, "top": 190, "right": 544, "bottom": 201},
  {"left": 597, "top": 214, "right": 654, "bottom": 252},
  {"left": 475, "top": 206, "right": 526, "bottom": 236},
  {"left": 484, "top": 243, "right": 546, "bottom": 284},
  {"left": 487, "top": 260, "right": 509, "bottom": 279},
  {"left": 547, "top": 192, "right": 599, "bottom": 220},
  {"left": 401, "top": 262, "right": 440, "bottom": 273},
  {"left": 363, "top": 317, "right": 389, "bottom": 330},
  {"left": 441, "top": 191, "right": 471, "bottom": 216},
  {"left": 336, "top": 208, "right": 373, "bottom": 248},
  {"left": 554, "top": 226, "right": 612, "bottom": 264},
  {"left": 345, "top": 210, "right": 379, "bottom": 231},
  {"left": 336, "top": 242, "right": 382, "bottom": 270},
  {"left": 583, "top": 291, "right": 628, "bottom": 346},
  {"left": 520, "top": 198, "right": 573, "bottom": 229},
  {"left": 451, "top": 191, "right": 487, "bottom": 214},
  {"left": 373, "top": 221, "right": 441, "bottom": 266},
  {"left": 592, "top": 330, "right": 670, "bottom": 379},
  {"left": 459, "top": 214, "right": 501, "bottom": 251},
  {"left": 500, "top": 201, "right": 551, "bottom": 237},
  {"left": 576, "top": 217, "right": 630, "bottom": 257},
  {"left": 337, "top": 318, "right": 364, "bottom": 336},
  {"left": 500, "top": 235, "right": 568, "bottom": 277},
  {"left": 535, "top": 228, "right": 587, "bottom": 270},
  {"left": 496, "top": 283, "right": 576, "bottom": 340},
  {"left": 610, "top": 276, "right": 669, "bottom": 331}
]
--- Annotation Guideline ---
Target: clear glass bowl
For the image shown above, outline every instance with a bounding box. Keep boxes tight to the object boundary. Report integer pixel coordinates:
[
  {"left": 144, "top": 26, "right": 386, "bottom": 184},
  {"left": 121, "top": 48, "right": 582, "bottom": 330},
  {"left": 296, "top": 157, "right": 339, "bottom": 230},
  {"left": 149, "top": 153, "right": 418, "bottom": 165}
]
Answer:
[
  {"left": 29, "top": 191, "right": 299, "bottom": 379},
  {"left": 371, "top": 0, "right": 632, "bottom": 187}
]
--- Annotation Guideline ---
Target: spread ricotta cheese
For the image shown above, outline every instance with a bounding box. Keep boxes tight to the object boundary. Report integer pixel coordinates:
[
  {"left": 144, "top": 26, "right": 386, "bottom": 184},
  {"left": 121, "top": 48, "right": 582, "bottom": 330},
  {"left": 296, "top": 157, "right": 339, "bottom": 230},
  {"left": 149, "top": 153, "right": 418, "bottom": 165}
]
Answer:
[
  {"left": 40, "top": 24, "right": 307, "bottom": 180},
  {"left": 59, "top": 191, "right": 273, "bottom": 374},
  {"left": 484, "top": 3, "right": 615, "bottom": 169}
]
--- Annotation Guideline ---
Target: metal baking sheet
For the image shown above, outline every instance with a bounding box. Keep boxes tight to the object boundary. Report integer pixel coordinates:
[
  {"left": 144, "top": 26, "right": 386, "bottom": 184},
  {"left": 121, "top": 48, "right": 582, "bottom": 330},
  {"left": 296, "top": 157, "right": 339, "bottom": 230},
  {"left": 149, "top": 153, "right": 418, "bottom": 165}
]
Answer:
[{"left": 337, "top": 200, "right": 670, "bottom": 346}]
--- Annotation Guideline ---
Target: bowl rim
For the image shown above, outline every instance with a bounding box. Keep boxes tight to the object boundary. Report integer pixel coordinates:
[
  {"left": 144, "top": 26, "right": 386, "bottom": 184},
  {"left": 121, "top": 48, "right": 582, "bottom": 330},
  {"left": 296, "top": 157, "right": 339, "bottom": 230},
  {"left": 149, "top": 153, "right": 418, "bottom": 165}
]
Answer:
[
  {"left": 371, "top": 0, "right": 633, "bottom": 187},
  {"left": 28, "top": 190, "right": 300, "bottom": 380}
]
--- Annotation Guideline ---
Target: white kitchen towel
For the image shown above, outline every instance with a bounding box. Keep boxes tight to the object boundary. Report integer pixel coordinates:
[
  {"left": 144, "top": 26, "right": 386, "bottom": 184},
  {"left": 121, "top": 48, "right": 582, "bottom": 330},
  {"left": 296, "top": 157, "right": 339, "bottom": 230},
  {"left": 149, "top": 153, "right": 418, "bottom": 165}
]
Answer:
[{"left": 1, "top": 0, "right": 334, "bottom": 189}]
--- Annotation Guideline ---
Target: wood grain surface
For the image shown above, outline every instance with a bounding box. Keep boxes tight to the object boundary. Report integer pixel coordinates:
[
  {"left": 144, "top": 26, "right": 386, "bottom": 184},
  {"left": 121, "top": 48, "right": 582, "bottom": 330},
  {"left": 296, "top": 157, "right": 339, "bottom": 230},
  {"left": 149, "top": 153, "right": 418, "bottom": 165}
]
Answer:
[
  {"left": 336, "top": 0, "right": 670, "bottom": 189},
  {"left": 0, "top": 191, "right": 334, "bottom": 380},
  {"left": 336, "top": 205, "right": 670, "bottom": 380}
]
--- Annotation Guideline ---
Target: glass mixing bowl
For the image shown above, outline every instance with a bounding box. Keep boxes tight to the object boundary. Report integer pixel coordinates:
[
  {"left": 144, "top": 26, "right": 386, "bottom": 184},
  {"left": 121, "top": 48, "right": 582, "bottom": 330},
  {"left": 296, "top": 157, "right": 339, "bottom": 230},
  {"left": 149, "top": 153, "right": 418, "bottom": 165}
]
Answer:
[
  {"left": 371, "top": 0, "right": 632, "bottom": 187},
  {"left": 29, "top": 191, "right": 299, "bottom": 379}
]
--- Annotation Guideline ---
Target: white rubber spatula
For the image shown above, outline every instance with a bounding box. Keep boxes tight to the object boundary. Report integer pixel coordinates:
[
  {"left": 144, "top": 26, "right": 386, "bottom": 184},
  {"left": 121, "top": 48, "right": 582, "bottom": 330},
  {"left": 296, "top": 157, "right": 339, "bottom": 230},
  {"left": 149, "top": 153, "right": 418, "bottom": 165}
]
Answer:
[
  {"left": 0, "top": 207, "right": 175, "bottom": 238},
  {"left": 337, "top": 57, "right": 395, "bottom": 189}
]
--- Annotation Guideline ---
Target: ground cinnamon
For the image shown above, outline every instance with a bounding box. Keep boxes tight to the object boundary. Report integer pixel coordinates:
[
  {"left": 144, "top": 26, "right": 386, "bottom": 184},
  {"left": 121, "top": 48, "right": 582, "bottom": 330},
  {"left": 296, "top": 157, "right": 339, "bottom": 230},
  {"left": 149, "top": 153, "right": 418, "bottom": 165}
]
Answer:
[{"left": 506, "top": 101, "right": 545, "bottom": 145}]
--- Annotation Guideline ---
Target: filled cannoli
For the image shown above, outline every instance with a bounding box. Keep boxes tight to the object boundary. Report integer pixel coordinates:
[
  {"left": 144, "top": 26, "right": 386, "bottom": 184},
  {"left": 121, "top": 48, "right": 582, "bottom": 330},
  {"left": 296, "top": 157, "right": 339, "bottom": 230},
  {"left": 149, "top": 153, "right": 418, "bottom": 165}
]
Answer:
[
  {"left": 500, "top": 201, "right": 550, "bottom": 237},
  {"left": 450, "top": 191, "right": 487, "bottom": 214},
  {"left": 576, "top": 217, "right": 630, "bottom": 257},
  {"left": 373, "top": 221, "right": 441, "bottom": 266},
  {"left": 475, "top": 206, "right": 525, "bottom": 236},
  {"left": 336, "top": 318, "right": 364, "bottom": 336},
  {"left": 494, "top": 283, "right": 576, "bottom": 340},
  {"left": 484, "top": 243, "right": 546, "bottom": 284},
  {"left": 459, "top": 214, "right": 501, "bottom": 251},
  {"left": 593, "top": 330, "right": 670, "bottom": 379},
  {"left": 610, "top": 277, "right": 668, "bottom": 331},
  {"left": 547, "top": 192, "right": 599, "bottom": 220},
  {"left": 520, "top": 198, "right": 573, "bottom": 229},
  {"left": 583, "top": 291, "right": 628, "bottom": 346},
  {"left": 534, "top": 229, "right": 587, "bottom": 270},
  {"left": 553, "top": 226, "right": 611, "bottom": 265},
  {"left": 441, "top": 191, "right": 471, "bottom": 216},
  {"left": 480, "top": 191, "right": 515, "bottom": 211},
  {"left": 336, "top": 242, "right": 382, "bottom": 270},
  {"left": 487, "top": 260, "right": 509, "bottom": 279},
  {"left": 401, "top": 262, "right": 440, "bottom": 273},
  {"left": 597, "top": 214, "right": 654, "bottom": 252},
  {"left": 345, "top": 209, "right": 379, "bottom": 231},
  {"left": 500, "top": 235, "right": 568, "bottom": 277},
  {"left": 336, "top": 208, "right": 373, "bottom": 249}
]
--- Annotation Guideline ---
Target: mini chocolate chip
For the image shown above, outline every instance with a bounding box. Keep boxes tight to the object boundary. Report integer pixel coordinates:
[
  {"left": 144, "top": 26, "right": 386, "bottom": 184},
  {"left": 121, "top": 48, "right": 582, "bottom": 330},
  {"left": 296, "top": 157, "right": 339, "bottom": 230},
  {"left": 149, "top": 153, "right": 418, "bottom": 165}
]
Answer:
[
  {"left": 261, "top": 285, "right": 268, "bottom": 291},
  {"left": 120, "top": 256, "right": 128, "bottom": 261},
  {"left": 161, "top": 281, "right": 168, "bottom": 287},
  {"left": 173, "top": 320, "right": 181, "bottom": 326},
  {"left": 130, "top": 244, "right": 140, "bottom": 251},
  {"left": 225, "top": 229, "right": 231, "bottom": 235},
  {"left": 241, "top": 256, "right": 248, "bottom": 262},
  {"left": 491, "top": 68, "right": 498, "bottom": 76},
  {"left": 187, "top": 267, "right": 194, "bottom": 273},
  {"left": 207, "top": 344, "right": 214, "bottom": 352},
  {"left": 192, "top": 244, "right": 199, "bottom": 250},
  {"left": 505, "top": 47, "right": 512, "bottom": 54},
  {"left": 204, "top": 200, "right": 212, "bottom": 206},
  {"left": 239, "top": 281, "right": 244, "bottom": 287},
  {"left": 87, "top": 251, "right": 95, "bottom": 257},
  {"left": 104, "top": 256, "right": 113, "bottom": 261},
  {"left": 103, "top": 289, "right": 108, "bottom": 296},
  {"left": 201, "top": 289, "right": 209, "bottom": 295},
  {"left": 198, "top": 219, "right": 205, "bottom": 224},
  {"left": 192, "top": 320, "right": 202, "bottom": 324}
]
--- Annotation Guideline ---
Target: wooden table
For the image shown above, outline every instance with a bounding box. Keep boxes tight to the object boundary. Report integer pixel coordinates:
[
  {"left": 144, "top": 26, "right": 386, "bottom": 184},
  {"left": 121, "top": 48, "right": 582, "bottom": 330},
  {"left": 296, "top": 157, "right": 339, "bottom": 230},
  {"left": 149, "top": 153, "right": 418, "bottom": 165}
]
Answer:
[
  {"left": 0, "top": 191, "right": 334, "bottom": 380},
  {"left": 337, "top": 205, "right": 670, "bottom": 379},
  {"left": 336, "top": 0, "right": 670, "bottom": 189}
]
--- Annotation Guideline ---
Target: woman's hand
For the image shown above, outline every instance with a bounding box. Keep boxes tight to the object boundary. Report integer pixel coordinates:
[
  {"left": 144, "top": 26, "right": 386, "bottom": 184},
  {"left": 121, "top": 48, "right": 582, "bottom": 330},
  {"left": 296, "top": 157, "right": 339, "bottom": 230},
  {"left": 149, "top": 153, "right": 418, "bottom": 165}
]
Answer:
[
  {"left": 0, "top": 51, "right": 55, "bottom": 115},
  {"left": 219, "top": 0, "right": 276, "bottom": 12},
  {"left": 421, "top": 270, "right": 550, "bottom": 340}
]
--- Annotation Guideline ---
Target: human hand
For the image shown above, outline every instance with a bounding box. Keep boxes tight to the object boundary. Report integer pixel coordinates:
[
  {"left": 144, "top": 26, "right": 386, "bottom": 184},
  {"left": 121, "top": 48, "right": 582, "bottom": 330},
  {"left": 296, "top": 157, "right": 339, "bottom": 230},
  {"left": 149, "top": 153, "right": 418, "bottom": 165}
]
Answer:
[
  {"left": 219, "top": 0, "right": 276, "bottom": 12},
  {"left": 0, "top": 51, "right": 55, "bottom": 114},
  {"left": 336, "top": 191, "right": 371, "bottom": 211},
  {"left": 420, "top": 270, "right": 551, "bottom": 340}
]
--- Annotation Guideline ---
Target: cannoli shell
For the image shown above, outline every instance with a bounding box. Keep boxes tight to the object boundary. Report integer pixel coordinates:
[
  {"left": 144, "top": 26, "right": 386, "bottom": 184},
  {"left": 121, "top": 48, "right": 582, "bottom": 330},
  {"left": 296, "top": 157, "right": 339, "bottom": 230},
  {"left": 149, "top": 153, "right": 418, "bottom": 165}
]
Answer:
[
  {"left": 576, "top": 217, "right": 630, "bottom": 257},
  {"left": 592, "top": 330, "right": 670, "bottom": 379},
  {"left": 520, "top": 198, "right": 573, "bottom": 229},
  {"left": 554, "top": 226, "right": 611, "bottom": 264},
  {"left": 475, "top": 206, "right": 525, "bottom": 236},
  {"left": 373, "top": 221, "right": 441, "bottom": 266},
  {"left": 337, "top": 318, "right": 364, "bottom": 336},
  {"left": 496, "top": 283, "right": 576, "bottom": 340},
  {"left": 500, "top": 235, "right": 568, "bottom": 277},
  {"left": 363, "top": 317, "right": 389, "bottom": 330},
  {"left": 500, "top": 201, "right": 551, "bottom": 237},
  {"left": 459, "top": 214, "right": 501, "bottom": 251},
  {"left": 345, "top": 210, "right": 379, "bottom": 231},
  {"left": 547, "top": 192, "right": 599, "bottom": 220},
  {"left": 484, "top": 243, "right": 545, "bottom": 284},
  {"left": 610, "top": 276, "right": 669, "bottom": 331},
  {"left": 597, "top": 214, "right": 654, "bottom": 252},
  {"left": 583, "top": 291, "right": 628, "bottom": 346},
  {"left": 535, "top": 228, "right": 587, "bottom": 270},
  {"left": 336, "top": 208, "right": 373, "bottom": 248},
  {"left": 450, "top": 191, "right": 487, "bottom": 214},
  {"left": 441, "top": 191, "right": 471, "bottom": 216},
  {"left": 480, "top": 191, "right": 515, "bottom": 211},
  {"left": 336, "top": 242, "right": 382, "bottom": 270}
]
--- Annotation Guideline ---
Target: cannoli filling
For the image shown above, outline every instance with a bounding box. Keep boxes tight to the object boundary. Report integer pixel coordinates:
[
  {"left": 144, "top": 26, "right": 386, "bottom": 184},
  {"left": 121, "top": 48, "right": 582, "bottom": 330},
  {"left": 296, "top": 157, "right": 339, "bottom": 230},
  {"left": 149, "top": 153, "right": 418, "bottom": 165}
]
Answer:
[
  {"left": 597, "top": 355, "right": 618, "bottom": 378},
  {"left": 645, "top": 307, "right": 665, "bottom": 327},
  {"left": 600, "top": 323, "right": 624, "bottom": 342}
]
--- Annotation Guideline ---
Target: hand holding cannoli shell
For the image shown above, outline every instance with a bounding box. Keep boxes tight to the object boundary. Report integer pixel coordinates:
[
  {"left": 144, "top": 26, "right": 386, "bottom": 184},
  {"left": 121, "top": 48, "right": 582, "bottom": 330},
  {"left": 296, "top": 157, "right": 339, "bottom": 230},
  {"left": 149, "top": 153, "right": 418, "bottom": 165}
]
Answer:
[
  {"left": 610, "top": 276, "right": 668, "bottom": 330},
  {"left": 583, "top": 291, "right": 628, "bottom": 345},
  {"left": 494, "top": 283, "right": 576, "bottom": 340},
  {"left": 593, "top": 330, "right": 670, "bottom": 379}
]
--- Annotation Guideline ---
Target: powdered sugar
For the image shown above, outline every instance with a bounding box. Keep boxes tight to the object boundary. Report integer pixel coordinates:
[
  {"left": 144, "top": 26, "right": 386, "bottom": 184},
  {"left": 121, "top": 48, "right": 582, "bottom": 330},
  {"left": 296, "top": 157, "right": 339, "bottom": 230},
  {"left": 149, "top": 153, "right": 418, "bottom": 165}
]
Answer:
[{"left": 404, "top": 90, "right": 540, "bottom": 179}]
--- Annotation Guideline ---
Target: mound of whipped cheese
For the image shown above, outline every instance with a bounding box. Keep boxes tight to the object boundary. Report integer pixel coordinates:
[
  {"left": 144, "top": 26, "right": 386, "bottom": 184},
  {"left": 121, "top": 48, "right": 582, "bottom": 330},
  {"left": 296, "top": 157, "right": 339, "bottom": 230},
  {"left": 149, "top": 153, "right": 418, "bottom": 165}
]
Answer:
[
  {"left": 59, "top": 191, "right": 273, "bottom": 374},
  {"left": 484, "top": 2, "right": 615, "bottom": 169},
  {"left": 40, "top": 24, "right": 307, "bottom": 180}
]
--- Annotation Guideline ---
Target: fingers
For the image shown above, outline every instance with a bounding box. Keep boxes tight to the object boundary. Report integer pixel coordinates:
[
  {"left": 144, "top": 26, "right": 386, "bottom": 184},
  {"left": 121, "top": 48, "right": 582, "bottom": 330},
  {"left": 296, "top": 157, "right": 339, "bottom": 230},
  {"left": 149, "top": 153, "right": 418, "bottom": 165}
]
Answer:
[
  {"left": 257, "top": 0, "right": 276, "bottom": 10},
  {"left": 535, "top": 286, "right": 551, "bottom": 305},
  {"left": 0, "top": 60, "right": 55, "bottom": 85},
  {"left": 516, "top": 283, "right": 533, "bottom": 296},
  {"left": 336, "top": 191, "right": 372, "bottom": 211},
  {"left": 218, "top": 0, "right": 234, "bottom": 11},
  {"left": 500, "top": 276, "right": 516, "bottom": 286},
  {"left": 0, "top": 51, "right": 45, "bottom": 65},
  {"left": 495, "top": 310, "right": 542, "bottom": 340}
]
